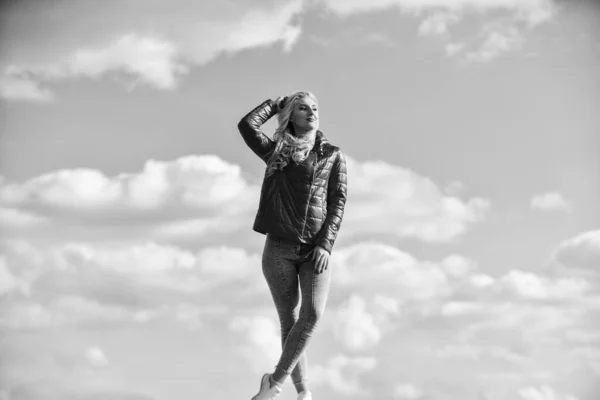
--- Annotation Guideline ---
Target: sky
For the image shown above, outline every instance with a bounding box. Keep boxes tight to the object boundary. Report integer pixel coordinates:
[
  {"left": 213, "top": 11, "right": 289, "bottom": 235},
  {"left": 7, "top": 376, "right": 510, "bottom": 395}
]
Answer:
[{"left": 0, "top": 0, "right": 599, "bottom": 399}]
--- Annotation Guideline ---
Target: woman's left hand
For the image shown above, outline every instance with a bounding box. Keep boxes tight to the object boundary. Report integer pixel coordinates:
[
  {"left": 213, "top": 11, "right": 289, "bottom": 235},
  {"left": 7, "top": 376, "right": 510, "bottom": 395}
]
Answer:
[{"left": 310, "top": 245, "right": 330, "bottom": 274}]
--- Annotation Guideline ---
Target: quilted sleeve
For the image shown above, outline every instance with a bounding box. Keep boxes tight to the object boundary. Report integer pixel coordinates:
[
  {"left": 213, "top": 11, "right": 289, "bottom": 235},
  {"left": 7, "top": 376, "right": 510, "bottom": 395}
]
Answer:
[
  {"left": 237, "top": 99, "right": 277, "bottom": 163},
  {"left": 315, "top": 149, "right": 348, "bottom": 254}
]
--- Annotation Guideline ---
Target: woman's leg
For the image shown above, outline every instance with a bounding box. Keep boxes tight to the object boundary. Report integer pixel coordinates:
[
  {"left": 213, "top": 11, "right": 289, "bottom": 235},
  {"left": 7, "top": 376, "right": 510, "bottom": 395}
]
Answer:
[
  {"left": 271, "top": 248, "right": 332, "bottom": 386},
  {"left": 262, "top": 235, "right": 310, "bottom": 392}
]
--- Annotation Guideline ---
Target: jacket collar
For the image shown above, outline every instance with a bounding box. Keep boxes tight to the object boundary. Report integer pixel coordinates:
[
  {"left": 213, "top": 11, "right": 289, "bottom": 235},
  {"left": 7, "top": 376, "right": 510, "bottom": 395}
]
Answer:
[{"left": 314, "top": 130, "right": 329, "bottom": 156}]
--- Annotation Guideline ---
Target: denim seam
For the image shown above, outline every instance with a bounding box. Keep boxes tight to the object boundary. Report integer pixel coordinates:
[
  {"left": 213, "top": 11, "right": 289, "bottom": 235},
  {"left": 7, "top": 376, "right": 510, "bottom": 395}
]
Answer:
[
  {"left": 273, "top": 238, "right": 293, "bottom": 301},
  {"left": 284, "top": 267, "right": 317, "bottom": 374}
]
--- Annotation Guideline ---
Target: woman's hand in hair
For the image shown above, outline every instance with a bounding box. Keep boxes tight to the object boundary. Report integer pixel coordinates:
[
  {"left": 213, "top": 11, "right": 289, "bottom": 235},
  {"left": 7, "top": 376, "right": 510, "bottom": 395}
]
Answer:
[
  {"left": 310, "top": 245, "right": 330, "bottom": 274},
  {"left": 274, "top": 96, "right": 288, "bottom": 113}
]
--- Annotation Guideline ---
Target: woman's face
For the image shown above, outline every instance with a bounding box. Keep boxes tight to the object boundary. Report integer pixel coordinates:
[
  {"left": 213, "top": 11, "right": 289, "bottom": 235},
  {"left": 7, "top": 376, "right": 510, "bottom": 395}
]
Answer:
[{"left": 290, "top": 96, "right": 319, "bottom": 133}]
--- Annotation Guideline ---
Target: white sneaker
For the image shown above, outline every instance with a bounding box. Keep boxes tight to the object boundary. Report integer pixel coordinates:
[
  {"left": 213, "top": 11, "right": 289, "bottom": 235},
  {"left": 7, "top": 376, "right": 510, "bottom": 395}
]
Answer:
[
  {"left": 298, "top": 391, "right": 312, "bottom": 400},
  {"left": 251, "top": 373, "right": 283, "bottom": 400}
]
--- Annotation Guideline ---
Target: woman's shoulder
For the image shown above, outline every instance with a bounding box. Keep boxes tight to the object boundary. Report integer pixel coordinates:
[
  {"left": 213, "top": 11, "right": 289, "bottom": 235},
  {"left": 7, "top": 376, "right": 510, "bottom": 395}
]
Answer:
[{"left": 317, "top": 131, "right": 342, "bottom": 155}]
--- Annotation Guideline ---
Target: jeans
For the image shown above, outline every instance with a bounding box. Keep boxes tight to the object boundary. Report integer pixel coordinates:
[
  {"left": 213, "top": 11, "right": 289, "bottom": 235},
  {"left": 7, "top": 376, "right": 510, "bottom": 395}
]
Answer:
[{"left": 262, "top": 233, "right": 332, "bottom": 389}]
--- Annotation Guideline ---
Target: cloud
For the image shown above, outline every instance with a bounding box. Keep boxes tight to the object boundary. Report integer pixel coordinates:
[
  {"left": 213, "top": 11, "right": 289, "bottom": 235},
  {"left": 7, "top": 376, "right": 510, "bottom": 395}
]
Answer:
[
  {"left": 394, "top": 383, "right": 424, "bottom": 400},
  {"left": 2, "top": 34, "right": 187, "bottom": 98},
  {"left": 229, "top": 315, "right": 281, "bottom": 372},
  {"left": 2, "top": 231, "right": 599, "bottom": 398},
  {"left": 344, "top": 157, "right": 491, "bottom": 243},
  {"left": 85, "top": 346, "right": 109, "bottom": 368},
  {"left": 0, "top": 238, "right": 263, "bottom": 331},
  {"left": 0, "top": 154, "right": 489, "bottom": 245},
  {"left": 332, "top": 242, "right": 455, "bottom": 302},
  {"left": 320, "top": 0, "right": 557, "bottom": 61},
  {"left": 320, "top": 0, "right": 556, "bottom": 25},
  {"left": 0, "top": 207, "right": 49, "bottom": 229},
  {"left": 432, "top": 344, "right": 528, "bottom": 366},
  {"left": 0, "top": 155, "right": 251, "bottom": 210},
  {"left": 518, "top": 385, "right": 580, "bottom": 400},
  {"left": 418, "top": 12, "right": 461, "bottom": 37},
  {"left": 552, "top": 230, "right": 600, "bottom": 276},
  {"left": 311, "top": 354, "right": 377, "bottom": 395},
  {"left": 445, "top": 42, "right": 466, "bottom": 56},
  {"left": 496, "top": 270, "right": 589, "bottom": 300},
  {"left": 464, "top": 24, "right": 524, "bottom": 62},
  {"left": 0, "top": 256, "right": 32, "bottom": 297},
  {"left": 0, "top": 155, "right": 259, "bottom": 243},
  {"left": 0, "top": 1, "right": 303, "bottom": 101},
  {"left": 0, "top": 73, "right": 54, "bottom": 102},
  {"left": 332, "top": 295, "right": 383, "bottom": 351},
  {"left": 0, "top": 301, "right": 53, "bottom": 330},
  {"left": 531, "top": 192, "right": 572, "bottom": 213},
  {"left": 326, "top": 238, "right": 600, "bottom": 391}
]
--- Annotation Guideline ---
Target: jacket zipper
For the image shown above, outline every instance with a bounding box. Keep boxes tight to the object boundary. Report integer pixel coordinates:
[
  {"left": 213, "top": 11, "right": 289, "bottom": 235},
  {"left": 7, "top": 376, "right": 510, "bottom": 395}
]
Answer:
[{"left": 300, "top": 151, "right": 318, "bottom": 238}]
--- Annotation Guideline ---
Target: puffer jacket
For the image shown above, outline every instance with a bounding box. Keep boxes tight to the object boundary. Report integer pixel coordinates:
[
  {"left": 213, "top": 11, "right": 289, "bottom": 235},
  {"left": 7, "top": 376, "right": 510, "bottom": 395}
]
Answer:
[{"left": 237, "top": 99, "right": 348, "bottom": 254}]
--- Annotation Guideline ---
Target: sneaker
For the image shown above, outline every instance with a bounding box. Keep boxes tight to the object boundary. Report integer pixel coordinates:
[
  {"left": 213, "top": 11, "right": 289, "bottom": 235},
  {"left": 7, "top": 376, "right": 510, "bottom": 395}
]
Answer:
[
  {"left": 251, "top": 373, "right": 283, "bottom": 400},
  {"left": 298, "top": 391, "right": 312, "bottom": 400}
]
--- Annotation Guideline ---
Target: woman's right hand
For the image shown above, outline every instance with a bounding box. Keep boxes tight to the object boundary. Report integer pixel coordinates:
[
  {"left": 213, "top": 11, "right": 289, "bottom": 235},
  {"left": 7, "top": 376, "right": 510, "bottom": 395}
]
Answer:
[{"left": 274, "top": 96, "right": 288, "bottom": 113}]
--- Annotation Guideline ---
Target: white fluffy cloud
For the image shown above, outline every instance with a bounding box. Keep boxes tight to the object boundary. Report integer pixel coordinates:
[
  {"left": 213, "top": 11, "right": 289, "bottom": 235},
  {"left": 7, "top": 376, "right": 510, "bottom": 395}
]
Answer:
[
  {"left": 0, "top": 154, "right": 490, "bottom": 245},
  {"left": 552, "top": 230, "right": 600, "bottom": 276},
  {"left": 311, "top": 354, "right": 377, "bottom": 395},
  {"left": 531, "top": 192, "right": 572, "bottom": 213},
  {"left": 229, "top": 315, "right": 281, "bottom": 372},
  {"left": 0, "top": 155, "right": 259, "bottom": 243},
  {"left": 331, "top": 242, "right": 456, "bottom": 303},
  {"left": 0, "top": 238, "right": 263, "bottom": 331},
  {"left": 344, "top": 157, "right": 490, "bottom": 243},
  {"left": 333, "top": 295, "right": 383, "bottom": 351},
  {"left": 324, "top": 236, "right": 599, "bottom": 398},
  {"left": 496, "top": 270, "right": 590, "bottom": 300},
  {"left": 0, "top": 155, "right": 252, "bottom": 211}
]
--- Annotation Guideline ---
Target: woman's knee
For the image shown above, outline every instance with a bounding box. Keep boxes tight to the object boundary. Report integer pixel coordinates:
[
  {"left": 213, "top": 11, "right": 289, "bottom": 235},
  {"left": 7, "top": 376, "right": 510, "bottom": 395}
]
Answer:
[
  {"left": 279, "top": 313, "right": 298, "bottom": 333},
  {"left": 299, "top": 303, "right": 324, "bottom": 329}
]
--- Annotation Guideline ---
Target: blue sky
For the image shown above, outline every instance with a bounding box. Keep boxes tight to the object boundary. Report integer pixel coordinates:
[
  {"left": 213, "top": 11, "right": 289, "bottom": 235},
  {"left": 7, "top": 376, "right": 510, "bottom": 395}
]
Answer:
[{"left": 0, "top": 0, "right": 599, "bottom": 399}]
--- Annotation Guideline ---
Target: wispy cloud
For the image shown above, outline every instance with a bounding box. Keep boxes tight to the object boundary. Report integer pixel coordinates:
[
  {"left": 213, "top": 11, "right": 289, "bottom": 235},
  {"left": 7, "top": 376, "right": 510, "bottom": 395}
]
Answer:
[
  {"left": 1, "top": 34, "right": 187, "bottom": 101},
  {"left": 530, "top": 191, "right": 572, "bottom": 213},
  {"left": 518, "top": 385, "right": 580, "bottom": 400},
  {"left": 320, "top": 0, "right": 556, "bottom": 24},
  {"left": 394, "top": 383, "right": 424, "bottom": 399},
  {"left": 0, "top": 73, "right": 54, "bottom": 102},
  {"left": 85, "top": 346, "right": 109, "bottom": 368},
  {"left": 418, "top": 12, "right": 461, "bottom": 37},
  {"left": 464, "top": 24, "right": 524, "bottom": 63},
  {"left": 319, "top": 0, "right": 558, "bottom": 62},
  {"left": 0, "top": 1, "right": 303, "bottom": 101}
]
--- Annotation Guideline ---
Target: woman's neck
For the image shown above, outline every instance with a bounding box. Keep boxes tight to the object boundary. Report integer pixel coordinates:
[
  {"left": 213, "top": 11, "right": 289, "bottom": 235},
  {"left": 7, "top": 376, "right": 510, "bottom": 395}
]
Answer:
[{"left": 295, "top": 129, "right": 317, "bottom": 142}]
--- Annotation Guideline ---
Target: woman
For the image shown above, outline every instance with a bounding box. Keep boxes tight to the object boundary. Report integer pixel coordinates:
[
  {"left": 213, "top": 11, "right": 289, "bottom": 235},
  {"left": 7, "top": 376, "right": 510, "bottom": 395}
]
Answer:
[{"left": 237, "top": 91, "right": 348, "bottom": 400}]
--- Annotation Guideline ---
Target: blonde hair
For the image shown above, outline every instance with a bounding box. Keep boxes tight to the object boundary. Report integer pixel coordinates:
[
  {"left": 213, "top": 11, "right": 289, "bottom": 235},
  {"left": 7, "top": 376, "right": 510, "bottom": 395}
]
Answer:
[{"left": 265, "top": 91, "right": 318, "bottom": 177}]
